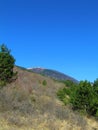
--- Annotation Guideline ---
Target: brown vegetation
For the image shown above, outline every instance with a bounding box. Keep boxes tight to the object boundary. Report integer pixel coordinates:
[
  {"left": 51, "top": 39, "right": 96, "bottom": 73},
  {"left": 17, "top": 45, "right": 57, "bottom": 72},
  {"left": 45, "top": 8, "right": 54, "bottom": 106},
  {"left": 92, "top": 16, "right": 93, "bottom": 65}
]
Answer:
[{"left": 0, "top": 66, "right": 98, "bottom": 130}]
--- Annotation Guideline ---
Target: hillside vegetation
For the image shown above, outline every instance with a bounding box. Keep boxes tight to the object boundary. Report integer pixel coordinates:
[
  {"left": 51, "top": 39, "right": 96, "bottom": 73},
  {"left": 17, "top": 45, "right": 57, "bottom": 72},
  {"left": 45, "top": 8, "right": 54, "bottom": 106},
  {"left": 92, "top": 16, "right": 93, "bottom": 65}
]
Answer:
[
  {"left": 0, "top": 66, "right": 98, "bottom": 130},
  {"left": 57, "top": 80, "right": 98, "bottom": 117},
  {"left": 0, "top": 44, "right": 98, "bottom": 130}
]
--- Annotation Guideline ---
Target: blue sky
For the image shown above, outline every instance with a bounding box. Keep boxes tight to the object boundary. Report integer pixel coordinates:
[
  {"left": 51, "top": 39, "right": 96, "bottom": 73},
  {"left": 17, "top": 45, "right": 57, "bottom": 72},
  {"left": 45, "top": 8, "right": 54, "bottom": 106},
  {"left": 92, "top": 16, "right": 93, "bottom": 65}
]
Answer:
[{"left": 0, "top": 0, "right": 98, "bottom": 82}]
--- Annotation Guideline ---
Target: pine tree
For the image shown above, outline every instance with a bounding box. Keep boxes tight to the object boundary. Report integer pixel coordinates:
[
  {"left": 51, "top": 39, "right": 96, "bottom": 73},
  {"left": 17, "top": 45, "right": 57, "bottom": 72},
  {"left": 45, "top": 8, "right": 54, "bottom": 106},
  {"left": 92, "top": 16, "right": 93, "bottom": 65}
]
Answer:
[
  {"left": 71, "top": 80, "right": 93, "bottom": 114},
  {"left": 0, "top": 44, "right": 17, "bottom": 85}
]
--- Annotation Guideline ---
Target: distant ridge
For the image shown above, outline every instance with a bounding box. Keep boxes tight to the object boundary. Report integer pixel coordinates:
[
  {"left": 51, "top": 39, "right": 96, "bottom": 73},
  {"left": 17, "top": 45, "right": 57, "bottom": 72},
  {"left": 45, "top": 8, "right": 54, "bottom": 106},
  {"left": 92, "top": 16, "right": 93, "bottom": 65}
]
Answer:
[{"left": 28, "top": 67, "right": 78, "bottom": 83}]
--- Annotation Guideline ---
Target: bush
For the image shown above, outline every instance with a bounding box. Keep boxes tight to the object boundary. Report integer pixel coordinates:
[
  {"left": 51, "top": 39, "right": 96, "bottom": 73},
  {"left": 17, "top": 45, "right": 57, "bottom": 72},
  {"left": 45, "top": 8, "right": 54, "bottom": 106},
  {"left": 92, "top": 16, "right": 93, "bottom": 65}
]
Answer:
[
  {"left": 90, "top": 79, "right": 98, "bottom": 117},
  {"left": 42, "top": 80, "right": 47, "bottom": 86},
  {"left": 57, "top": 79, "right": 98, "bottom": 117},
  {"left": 57, "top": 87, "right": 71, "bottom": 105},
  {"left": 0, "top": 87, "right": 34, "bottom": 114},
  {"left": 71, "top": 81, "right": 93, "bottom": 113},
  {"left": 63, "top": 80, "right": 76, "bottom": 87},
  {"left": 57, "top": 81, "right": 77, "bottom": 105}
]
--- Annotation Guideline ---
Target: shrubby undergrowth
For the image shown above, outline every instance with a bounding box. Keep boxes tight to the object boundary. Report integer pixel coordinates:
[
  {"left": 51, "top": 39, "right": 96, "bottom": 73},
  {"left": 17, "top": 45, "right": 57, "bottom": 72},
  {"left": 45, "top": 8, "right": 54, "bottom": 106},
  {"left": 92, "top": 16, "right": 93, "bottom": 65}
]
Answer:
[{"left": 57, "top": 79, "right": 98, "bottom": 118}]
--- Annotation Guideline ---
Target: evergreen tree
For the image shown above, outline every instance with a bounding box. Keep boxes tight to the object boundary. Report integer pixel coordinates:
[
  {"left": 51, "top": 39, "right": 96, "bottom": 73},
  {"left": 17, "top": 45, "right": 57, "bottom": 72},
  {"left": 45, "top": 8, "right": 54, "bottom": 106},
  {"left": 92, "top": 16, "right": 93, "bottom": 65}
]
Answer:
[
  {"left": 0, "top": 44, "right": 17, "bottom": 85},
  {"left": 90, "top": 79, "right": 98, "bottom": 117},
  {"left": 93, "top": 78, "right": 98, "bottom": 95},
  {"left": 71, "top": 80, "right": 93, "bottom": 113}
]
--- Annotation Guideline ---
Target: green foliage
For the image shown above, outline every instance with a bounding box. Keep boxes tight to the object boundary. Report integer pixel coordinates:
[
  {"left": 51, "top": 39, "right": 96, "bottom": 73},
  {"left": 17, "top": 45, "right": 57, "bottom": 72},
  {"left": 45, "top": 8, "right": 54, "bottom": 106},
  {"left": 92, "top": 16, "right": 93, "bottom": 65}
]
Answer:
[
  {"left": 57, "top": 79, "right": 98, "bottom": 117},
  {"left": 90, "top": 79, "right": 98, "bottom": 117},
  {"left": 42, "top": 80, "right": 47, "bottom": 86},
  {"left": 89, "top": 95, "right": 98, "bottom": 117},
  {"left": 93, "top": 78, "right": 98, "bottom": 95},
  {"left": 0, "top": 43, "right": 10, "bottom": 53},
  {"left": 0, "top": 44, "right": 17, "bottom": 85},
  {"left": 57, "top": 88, "right": 66, "bottom": 101},
  {"left": 71, "top": 81, "right": 93, "bottom": 113},
  {"left": 63, "top": 80, "right": 76, "bottom": 87},
  {"left": 57, "top": 87, "right": 72, "bottom": 105},
  {"left": 57, "top": 80, "right": 77, "bottom": 105}
]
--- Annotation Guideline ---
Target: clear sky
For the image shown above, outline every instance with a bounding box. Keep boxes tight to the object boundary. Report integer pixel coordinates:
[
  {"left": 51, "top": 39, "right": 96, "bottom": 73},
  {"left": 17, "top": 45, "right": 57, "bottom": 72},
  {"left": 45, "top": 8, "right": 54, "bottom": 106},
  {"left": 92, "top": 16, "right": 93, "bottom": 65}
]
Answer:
[{"left": 0, "top": 0, "right": 98, "bottom": 82}]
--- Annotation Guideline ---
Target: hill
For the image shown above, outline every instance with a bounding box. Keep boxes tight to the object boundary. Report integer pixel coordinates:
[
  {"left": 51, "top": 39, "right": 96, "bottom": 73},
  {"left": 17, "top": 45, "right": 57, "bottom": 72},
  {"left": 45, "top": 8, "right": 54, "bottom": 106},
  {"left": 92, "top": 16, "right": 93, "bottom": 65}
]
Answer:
[
  {"left": 0, "top": 66, "right": 98, "bottom": 130},
  {"left": 27, "top": 67, "right": 78, "bottom": 83}
]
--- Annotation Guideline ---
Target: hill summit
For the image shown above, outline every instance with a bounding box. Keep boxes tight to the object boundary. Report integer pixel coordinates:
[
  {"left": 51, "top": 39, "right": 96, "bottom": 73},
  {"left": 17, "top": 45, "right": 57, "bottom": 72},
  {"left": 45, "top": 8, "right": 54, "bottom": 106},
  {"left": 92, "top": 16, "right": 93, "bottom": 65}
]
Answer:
[{"left": 27, "top": 67, "right": 78, "bottom": 83}]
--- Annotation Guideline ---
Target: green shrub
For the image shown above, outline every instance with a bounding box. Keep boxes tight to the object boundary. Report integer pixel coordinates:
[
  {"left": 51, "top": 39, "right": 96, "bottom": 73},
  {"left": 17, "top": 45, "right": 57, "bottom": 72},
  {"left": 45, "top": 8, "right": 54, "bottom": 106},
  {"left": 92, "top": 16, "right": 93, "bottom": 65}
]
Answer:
[
  {"left": 63, "top": 80, "right": 76, "bottom": 87},
  {"left": 57, "top": 89, "right": 66, "bottom": 101},
  {"left": 71, "top": 81, "right": 93, "bottom": 113},
  {"left": 57, "top": 87, "right": 71, "bottom": 105},
  {"left": 57, "top": 79, "right": 98, "bottom": 117},
  {"left": 42, "top": 80, "right": 47, "bottom": 86}
]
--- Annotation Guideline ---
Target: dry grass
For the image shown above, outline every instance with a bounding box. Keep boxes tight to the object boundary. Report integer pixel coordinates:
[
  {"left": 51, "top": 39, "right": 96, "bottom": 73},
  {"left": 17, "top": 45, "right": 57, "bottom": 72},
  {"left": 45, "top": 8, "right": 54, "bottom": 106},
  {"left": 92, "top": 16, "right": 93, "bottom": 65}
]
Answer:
[{"left": 0, "top": 66, "right": 97, "bottom": 130}]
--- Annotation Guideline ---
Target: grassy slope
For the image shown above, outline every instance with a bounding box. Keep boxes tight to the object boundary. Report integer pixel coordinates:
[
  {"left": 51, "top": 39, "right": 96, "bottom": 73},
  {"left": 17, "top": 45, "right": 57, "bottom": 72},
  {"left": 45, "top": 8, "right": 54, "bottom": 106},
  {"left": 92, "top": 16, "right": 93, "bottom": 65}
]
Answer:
[{"left": 0, "top": 66, "right": 98, "bottom": 130}]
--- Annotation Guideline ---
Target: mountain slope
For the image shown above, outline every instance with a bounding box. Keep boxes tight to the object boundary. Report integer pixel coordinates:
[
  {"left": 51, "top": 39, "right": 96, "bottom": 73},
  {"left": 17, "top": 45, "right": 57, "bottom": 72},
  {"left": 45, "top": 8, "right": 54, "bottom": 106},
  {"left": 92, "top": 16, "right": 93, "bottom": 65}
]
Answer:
[
  {"left": 0, "top": 66, "right": 97, "bottom": 130},
  {"left": 28, "top": 67, "right": 78, "bottom": 83}
]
